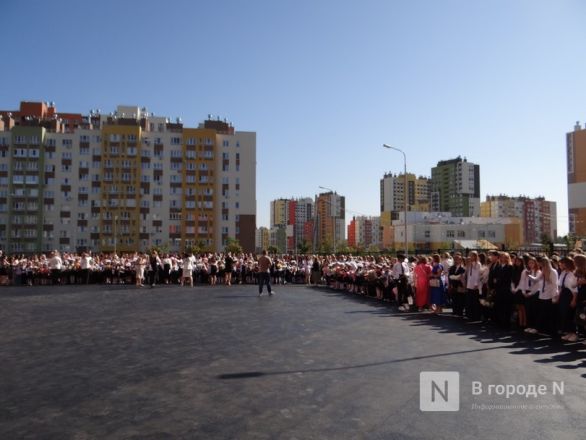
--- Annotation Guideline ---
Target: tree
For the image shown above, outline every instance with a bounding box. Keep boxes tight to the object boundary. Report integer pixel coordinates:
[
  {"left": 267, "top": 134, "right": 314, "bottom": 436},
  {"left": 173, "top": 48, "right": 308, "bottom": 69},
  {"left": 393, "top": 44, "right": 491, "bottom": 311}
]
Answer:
[
  {"left": 319, "top": 240, "right": 333, "bottom": 255},
  {"left": 267, "top": 245, "right": 279, "bottom": 255},
  {"left": 336, "top": 240, "right": 352, "bottom": 255},
  {"left": 224, "top": 237, "right": 242, "bottom": 254},
  {"left": 297, "top": 239, "right": 310, "bottom": 255},
  {"left": 366, "top": 244, "right": 381, "bottom": 255}
]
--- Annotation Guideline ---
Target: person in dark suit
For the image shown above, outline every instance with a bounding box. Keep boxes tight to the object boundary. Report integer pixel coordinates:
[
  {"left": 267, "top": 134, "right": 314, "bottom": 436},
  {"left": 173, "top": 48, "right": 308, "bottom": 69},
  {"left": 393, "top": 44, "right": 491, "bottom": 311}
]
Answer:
[{"left": 494, "top": 252, "right": 513, "bottom": 328}]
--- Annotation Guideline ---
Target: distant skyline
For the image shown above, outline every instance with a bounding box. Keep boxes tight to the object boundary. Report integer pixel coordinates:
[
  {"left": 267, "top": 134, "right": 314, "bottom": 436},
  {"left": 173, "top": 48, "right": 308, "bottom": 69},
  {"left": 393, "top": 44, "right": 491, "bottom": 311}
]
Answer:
[{"left": 4, "top": 0, "right": 586, "bottom": 236}]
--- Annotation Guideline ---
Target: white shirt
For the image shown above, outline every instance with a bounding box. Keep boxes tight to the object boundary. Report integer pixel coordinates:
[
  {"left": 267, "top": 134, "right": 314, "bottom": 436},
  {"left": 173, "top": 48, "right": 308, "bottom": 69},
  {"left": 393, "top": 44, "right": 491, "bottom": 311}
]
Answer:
[
  {"left": 529, "top": 270, "right": 559, "bottom": 300},
  {"left": 519, "top": 269, "right": 541, "bottom": 295},
  {"left": 558, "top": 271, "right": 578, "bottom": 294},
  {"left": 391, "top": 260, "right": 408, "bottom": 280},
  {"left": 49, "top": 255, "right": 62, "bottom": 270},
  {"left": 80, "top": 256, "right": 92, "bottom": 270},
  {"left": 183, "top": 257, "right": 194, "bottom": 272},
  {"left": 466, "top": 261, "right": 481, "bottom": 290}
]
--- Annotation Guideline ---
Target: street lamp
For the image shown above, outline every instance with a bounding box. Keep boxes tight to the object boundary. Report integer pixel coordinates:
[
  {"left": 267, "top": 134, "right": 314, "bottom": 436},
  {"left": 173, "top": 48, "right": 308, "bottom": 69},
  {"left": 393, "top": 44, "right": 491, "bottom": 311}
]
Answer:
[
  {"left": 382, "top": 144, "right": 408, "bottom": 257},
  {"left": 114, "top": 214, "right": 118, "bottom": 255}
]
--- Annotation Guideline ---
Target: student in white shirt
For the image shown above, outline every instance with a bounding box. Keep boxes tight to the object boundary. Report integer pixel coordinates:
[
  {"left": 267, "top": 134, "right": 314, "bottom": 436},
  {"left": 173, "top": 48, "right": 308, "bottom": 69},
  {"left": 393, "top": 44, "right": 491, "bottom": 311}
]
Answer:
[
  {"left": 558, "top": 257, "right": 578, "bottom": 342},
  {"left": 465, "top": 251, "right": 482, "bottom": 321},
  {"left": 521, "top": 256, "right": 542, "bottom": 334},
  {"left": 181, "top": 253, "right": 194, "bottom": 287},
  {"left": 528, "top": 257, "right": 559, "bottom": 338}
]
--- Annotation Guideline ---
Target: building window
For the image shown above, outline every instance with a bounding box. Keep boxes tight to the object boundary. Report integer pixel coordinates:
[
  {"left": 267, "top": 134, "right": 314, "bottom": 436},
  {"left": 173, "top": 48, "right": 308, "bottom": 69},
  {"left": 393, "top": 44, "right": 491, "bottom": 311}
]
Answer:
[{"left": 446, "top": 230, "right": 455, "bottom": 238}]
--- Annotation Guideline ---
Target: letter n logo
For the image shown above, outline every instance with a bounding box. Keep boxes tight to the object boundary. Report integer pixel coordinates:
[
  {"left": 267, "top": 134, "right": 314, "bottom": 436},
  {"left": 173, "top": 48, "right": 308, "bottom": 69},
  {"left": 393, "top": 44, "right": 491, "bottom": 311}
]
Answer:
[{"left": 420, "top": 371, "right": 460, "bottom": 411}]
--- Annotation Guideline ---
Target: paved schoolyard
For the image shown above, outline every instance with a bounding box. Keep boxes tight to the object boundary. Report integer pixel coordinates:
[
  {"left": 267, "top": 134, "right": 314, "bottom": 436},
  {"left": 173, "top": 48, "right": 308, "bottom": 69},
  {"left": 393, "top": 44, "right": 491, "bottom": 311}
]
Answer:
[{"left": 0, "top": 283, "right": 584, "bottom": 439}]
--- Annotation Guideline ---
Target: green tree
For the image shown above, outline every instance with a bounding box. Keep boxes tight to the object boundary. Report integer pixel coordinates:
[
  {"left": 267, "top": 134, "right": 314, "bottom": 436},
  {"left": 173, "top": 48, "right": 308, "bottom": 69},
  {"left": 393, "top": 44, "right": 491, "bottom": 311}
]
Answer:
[
  {"left": 366, "top": 244, "right": 381, "bottom": 255},
  {"left": 297, "top": 239, "right": 310, "bottom": 255},
  {"left": 319, "top": 240, "right": 333, "bottom": 255},
  {"left": 224, "top": 237, "right": 243, "bottom": 254},
  {"left": 267, "top": 245, "right": 279, "bottom": 255},
  {"left": 336, "top": 240, "right": 351, "bottom": 255}
]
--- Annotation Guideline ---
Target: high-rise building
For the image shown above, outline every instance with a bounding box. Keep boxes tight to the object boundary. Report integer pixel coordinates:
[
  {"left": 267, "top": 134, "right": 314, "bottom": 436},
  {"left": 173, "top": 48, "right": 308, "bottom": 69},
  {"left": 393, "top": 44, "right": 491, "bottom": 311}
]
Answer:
[
  {"left": 481, "top": 195, "right": 557, "bottom": 243},
  {"left": 269, "top": 197, "right": 314, "bottom": 253},
  {"left": 380, "top": 172, "right": 431, "bottom": 220},
  {"left": 269, "top": 225, "right": 286, "bottom": 253},
  {"left": 0, "top": 101, "right": 256, "bottom": 254},
  {"left": 292, "top": 197, "right": 314, "bottom": 251},
  {"left": 314, "top": 191, "right": 345, "bottom": 252},
  {"left": 270, "top": 198, "right": 288, "bottom": 229},
  {"left": 431, "top": 156, "right": 480, "bottom": 217},
  {"left": 255, "top": 226, "right": 269, "bottom": 253},
  {"left": 347, "top": 216, "right": 381, "bottom": 249},
  {"left": 567, "top": 121, "right": 586, "bottom": 237}
]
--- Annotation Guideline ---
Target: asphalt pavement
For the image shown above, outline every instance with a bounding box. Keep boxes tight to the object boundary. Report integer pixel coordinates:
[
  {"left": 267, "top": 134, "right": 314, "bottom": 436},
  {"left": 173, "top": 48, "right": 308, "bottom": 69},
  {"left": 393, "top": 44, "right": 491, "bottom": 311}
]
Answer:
[{"left": 0, "top": 283, "right": 584, "bottom": 439}]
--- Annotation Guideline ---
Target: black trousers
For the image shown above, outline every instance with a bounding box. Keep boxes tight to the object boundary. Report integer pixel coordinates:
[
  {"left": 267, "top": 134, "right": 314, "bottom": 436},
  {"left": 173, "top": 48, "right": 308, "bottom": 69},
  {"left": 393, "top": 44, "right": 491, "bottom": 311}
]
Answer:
[
  {"left": 452, "top": 288, "right": 466, "bottom": 316},
  {"left": 396, "top": 278, "right": 409, "bottom": 305},
  {"left": 525, "top": 294, "right": 539, "bottom": 329},
  {"left": 466, "top": 289, "right": 481, "bottom": 321},
  {"left": 258, "top": 272, "right": 272, "bottom": 294},
  {"left": 558, "top": 288, "right": 575, "bottom": 333},
  {"left": 537, "top": 298, "right": 557, "bottom": 337},
  {"left": 494, "top": 291, "right": 512, "bottom": 328},
  {"left": 149, "top": 268, "right": 159, "bottom": 286},
  {"left": 51, "top": 269, "right": 61, "bottom": 285}
]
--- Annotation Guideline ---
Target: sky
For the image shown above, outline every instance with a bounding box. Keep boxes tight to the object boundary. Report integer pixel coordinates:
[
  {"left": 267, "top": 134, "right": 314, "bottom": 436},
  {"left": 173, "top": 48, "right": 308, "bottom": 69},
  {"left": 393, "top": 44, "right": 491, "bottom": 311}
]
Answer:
[{"left": 3, "top": 0, "right": 585, "bottom": 236}]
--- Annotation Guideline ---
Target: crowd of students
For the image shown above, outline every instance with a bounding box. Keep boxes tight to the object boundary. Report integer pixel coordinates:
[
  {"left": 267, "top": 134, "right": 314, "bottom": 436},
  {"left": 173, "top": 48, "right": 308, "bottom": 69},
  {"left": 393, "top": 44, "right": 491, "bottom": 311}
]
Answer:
[
  {"left": 320, "top": 250, "right": 586, "bottom": 344},
  {"left": 1, "top": 247, "right": 585, "bottom": 343},
  {"left": 0, "top": 250, "right": 318, "bottom": 287}
]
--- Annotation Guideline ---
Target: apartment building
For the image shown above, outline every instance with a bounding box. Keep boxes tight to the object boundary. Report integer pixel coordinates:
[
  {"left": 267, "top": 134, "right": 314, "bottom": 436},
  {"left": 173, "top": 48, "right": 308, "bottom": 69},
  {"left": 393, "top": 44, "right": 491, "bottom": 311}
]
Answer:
[
  {"left": 314, "top": 191, "right": 345, "bottom": 251},
  {"left": 481, "top": 195, "right": 557, "bottom": 243},
  {"left": 269, "top": 197, "right": 313, "bottom": 253},
  {"left": 380, "top": 172, "right": 431, "bottom": 222},
  {"left": 0, "top": 101, "right": 256, "bottom": 253},
  {"left": 431, "top": 157, "right": 480, "bottom": 217},
  {"left": 347, "top": 216, "right": 381, "bottom": 249},
  {"left": 567, "top": 121, "right": 586, "bottom": 237}
]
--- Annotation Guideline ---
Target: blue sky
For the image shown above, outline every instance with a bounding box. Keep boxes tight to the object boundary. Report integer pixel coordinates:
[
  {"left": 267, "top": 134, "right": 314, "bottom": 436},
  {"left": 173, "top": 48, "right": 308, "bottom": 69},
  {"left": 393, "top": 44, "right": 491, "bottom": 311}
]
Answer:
[{"left": 3, "top": 0, "right": 585, "bottom": 236}]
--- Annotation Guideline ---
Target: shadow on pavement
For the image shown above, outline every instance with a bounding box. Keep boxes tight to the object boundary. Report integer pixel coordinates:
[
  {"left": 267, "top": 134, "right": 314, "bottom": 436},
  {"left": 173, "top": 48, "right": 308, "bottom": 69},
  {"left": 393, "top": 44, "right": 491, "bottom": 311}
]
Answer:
[{"left": 332, "top": 288, "right": 585, "bottom": 374}]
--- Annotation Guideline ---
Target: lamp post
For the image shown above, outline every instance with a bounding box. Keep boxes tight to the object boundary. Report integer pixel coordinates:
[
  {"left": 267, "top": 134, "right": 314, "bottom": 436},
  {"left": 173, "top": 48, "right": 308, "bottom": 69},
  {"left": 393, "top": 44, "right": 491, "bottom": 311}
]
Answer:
[
  {"left": 382, "top": 144, "right": 408, "bottom": 257},
  {"left": 318, "top": 186, "right": 340, "bottom": 254},
  {"left": 113, "top": 214, "right": 118, "bottom": 255}
]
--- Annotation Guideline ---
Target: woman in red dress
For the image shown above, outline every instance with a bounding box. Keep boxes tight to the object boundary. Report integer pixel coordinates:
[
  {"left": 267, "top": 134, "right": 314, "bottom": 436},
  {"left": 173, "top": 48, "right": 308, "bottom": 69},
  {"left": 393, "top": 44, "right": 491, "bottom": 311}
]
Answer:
[{"left": 414, "top": 256, "right": 431, "bottom": 311}]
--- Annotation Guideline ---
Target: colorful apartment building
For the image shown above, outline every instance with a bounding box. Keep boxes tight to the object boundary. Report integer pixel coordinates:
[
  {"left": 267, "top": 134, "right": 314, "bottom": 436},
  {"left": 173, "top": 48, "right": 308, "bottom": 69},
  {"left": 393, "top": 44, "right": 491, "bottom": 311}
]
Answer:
[
  {"left": 568, "top": 121, "right": 586, "bottom": 237},
  {"left": 347, "top": 216, "right": 381, "bottom": 249},
  {"left": 0, "top": 101, "right": 256, "bottom": 254},
  {"left": 269, "top": 197, "right": 314, "bottom": 253},
  {"left": 431, "top": 157, "right": 480, "bottom": 217},
  {"left": 480, "top": 195, "right": 557, "bottom": 243}
]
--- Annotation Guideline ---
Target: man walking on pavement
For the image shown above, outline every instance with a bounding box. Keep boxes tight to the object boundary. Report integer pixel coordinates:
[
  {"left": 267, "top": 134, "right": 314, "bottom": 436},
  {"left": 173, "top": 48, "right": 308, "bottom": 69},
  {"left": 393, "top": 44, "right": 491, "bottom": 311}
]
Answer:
[{"left": 258, "top": 249, "right": 274, "bottom": 297}]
